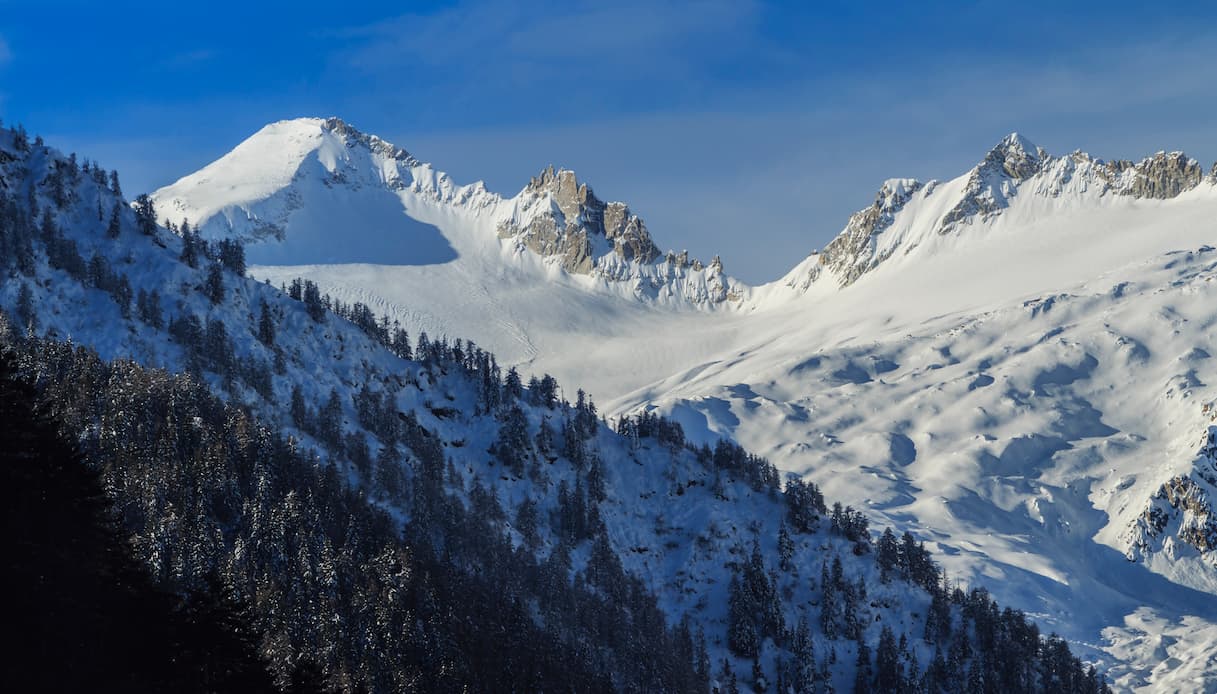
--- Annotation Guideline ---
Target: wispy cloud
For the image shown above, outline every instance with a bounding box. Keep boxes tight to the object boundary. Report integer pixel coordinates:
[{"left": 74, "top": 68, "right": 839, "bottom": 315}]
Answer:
[
  {"left": 19, "top": 3, "right": 1211, "bottom": 284},
  {"left": 330, "top": 0, "right": 783, "bottom": 121},
  {"left": 342, "top": 0, "right": 762, "bottom": 71},
  {"left": 161, "top": 48, "right": 216, "bottom": 70},
  {"left": 395, "top": 30, "right": 1217, "bottom": 283}
]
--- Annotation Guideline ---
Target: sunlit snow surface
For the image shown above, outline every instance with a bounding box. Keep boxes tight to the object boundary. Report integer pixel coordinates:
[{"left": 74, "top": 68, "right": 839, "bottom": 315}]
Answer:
[{"left": 156, "top": 119, "right": 1217, "bottom": 691}]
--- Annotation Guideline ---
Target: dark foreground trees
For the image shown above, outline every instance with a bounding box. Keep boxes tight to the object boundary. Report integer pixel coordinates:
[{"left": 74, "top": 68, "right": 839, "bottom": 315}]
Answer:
[
  {"left": 0, "top": 350, "right": 278, "bottom": 692},
  {"left": 0, "top": 329, "right": 702, "bottom": 692}
]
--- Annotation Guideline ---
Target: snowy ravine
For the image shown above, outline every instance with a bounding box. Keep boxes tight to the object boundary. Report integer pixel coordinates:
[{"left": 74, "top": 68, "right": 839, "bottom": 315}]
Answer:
[
  {"left": 155, "top": 117, "right": 1217, "bottom": 691},
  {"left": 2, "top": 126, "right": 1111, "bottom": 690}
]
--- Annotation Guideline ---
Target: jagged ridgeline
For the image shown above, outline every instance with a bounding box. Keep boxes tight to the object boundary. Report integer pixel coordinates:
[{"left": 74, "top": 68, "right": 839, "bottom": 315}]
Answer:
[
  {"left": 0, "top": 121, "right": 1109, "bottom": 692},
  {"left": 790, "top": 133, "right": 1214, "bottom": 292}
]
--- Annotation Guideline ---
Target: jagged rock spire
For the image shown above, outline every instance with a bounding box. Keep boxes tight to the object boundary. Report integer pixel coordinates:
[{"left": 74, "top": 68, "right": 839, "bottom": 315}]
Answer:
[{"left": 499, "top": 166, "right": 662, "bottom": 274}]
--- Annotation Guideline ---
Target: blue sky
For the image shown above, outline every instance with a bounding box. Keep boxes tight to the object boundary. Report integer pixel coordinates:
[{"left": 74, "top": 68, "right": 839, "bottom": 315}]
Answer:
[{"left": 2, "top": 0, "right": 1214, "bottom": 282}]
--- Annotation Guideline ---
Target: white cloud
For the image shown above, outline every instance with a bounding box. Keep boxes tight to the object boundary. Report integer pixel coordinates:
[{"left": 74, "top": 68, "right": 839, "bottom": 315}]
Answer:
[{"left": 332, "top": 0, "right": 773, "bottom": 104}]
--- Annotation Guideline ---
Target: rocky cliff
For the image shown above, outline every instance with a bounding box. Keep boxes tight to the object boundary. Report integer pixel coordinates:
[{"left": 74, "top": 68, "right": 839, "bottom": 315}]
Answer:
[
  {"left": 497, "top": 166, "right": 661, "bottom": 274},
  {"left": 1124, "top": 416, "right": 1217, "bottom": 568}
]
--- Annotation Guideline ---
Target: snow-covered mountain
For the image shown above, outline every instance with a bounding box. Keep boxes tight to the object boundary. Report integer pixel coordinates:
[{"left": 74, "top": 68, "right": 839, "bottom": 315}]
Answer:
[
  {"left": 4, "top": 122, "right": 1118, "bottom": 692},
  {"left": 154, "top": 119, "right": 1217, "bottom": 691},
  {"left": 780, "top": 133, "right": 1212, "bottom": 293},
  {"left": 153, "top": 117, "right": 745, "bottom": 305}
]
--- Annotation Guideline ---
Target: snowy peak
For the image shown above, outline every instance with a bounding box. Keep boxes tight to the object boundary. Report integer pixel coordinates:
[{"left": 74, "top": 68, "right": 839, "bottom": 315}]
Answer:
[
  {"left": 152, "top": 117, "right": 504, "bottom": 266},
  {"left": 986, "top": 131, "right": 1048, "bottom": 180},
  {"left": 154, "top": 117, "right": 745, "bottom": 306},
  {"left": 786, "top": 133, "right": 1214, "bottom": 291},
  {"left": 153, "top": 117, "right": 426, "bottom": 241},
  {"left": 316, "top": 116, "right": 419, "bottom": 165}
]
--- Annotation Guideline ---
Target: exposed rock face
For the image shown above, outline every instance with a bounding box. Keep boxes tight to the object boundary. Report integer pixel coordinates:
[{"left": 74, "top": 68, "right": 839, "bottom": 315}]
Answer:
[
  {"left": 818, "top": 178, "right": 922, "bottom": 286},
  {"left": 990, "top": 132, "right": 1046, "bottom": 180},
  {"left": 939, "top": 142, "right": 1203, "bottom": 238},
  {"left": 813, "top": 134, "right": 1208, "bottom": 289},
  {"left": 493, "top": 166, "right": 742, "bottom": 303},
  {"left": 1124, "top": 419, "right": 1217, "bottom": 565},
  {"left": 939, "top": 133, "right": 1045, "bottom": 233},
  {"left": 500, "top": 205, "right": 596, "bottom": 273},
  {"left": 498, "top": 166, "right": 661, "bottom": 275},
  {"left": 322, "top": 117, "right": 418, "bottom": 167},
  {"left": 1102, "top": 151, "right": 1204, "bottom": 199}
]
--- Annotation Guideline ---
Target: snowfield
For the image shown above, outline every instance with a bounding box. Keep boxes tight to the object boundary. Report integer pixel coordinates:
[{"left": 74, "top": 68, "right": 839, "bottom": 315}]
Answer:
[{"left": 155, "top": 118, "right": 1217, "bottom": 691}]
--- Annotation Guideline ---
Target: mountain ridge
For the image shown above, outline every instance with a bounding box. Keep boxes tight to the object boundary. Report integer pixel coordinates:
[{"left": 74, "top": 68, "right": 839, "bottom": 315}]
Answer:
[
  {"left": 153, "top": 117, "right": 746, "bottom": 306},
  {"left": 156, "top": 119, "right": 1215, "bottom": 316},
  {"left": 786, "top": 133, "right": 1213, "bottom": 293}
]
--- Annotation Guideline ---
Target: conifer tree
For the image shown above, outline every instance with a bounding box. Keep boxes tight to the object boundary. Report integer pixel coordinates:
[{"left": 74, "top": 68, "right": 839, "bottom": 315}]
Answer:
[
  {"left": 854, "top": 641, "right": 874, "bottom": 694},
  {"left": 257, "top": 301, "right": 276, "bottom": 347},
  {"left": 205, "top": 262, "right": 225, "bottom": 304},
  {"left": 0, "top": 350, "right": 278, "bottom": 691},
  {"left": 15, "top": 282, "right": 35, "bottom": 332},
  {"left": 106, "top": 201, "right": 122, "bottom": 239},
  {"left": 132, "top": 193, "right": 157, "bottom": 235}
]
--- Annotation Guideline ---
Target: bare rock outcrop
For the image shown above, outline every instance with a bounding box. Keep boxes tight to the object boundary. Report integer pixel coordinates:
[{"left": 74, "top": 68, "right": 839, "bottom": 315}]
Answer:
[
  {"left": 814, "top": 134, "right": 1208, "bottom": 290},
  {"left": 498, "top": 167, "right": 661, "bottom": 275},
  {"left": 817, "top": 178, "right": 922, "bottom": 286},
  {"left": 1103, "top": 151, "right": 1204, "bottom": 199},
  {"left": 1123, "top": 418, "right": 1217, "bottom": 564}
]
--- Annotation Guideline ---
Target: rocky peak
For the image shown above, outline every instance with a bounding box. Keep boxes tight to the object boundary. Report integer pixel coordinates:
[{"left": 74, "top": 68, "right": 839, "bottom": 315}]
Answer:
[
  {"left": 1101, "top": 151, "right": 1204, "bottom": 199},
  {"left": 985, "top": 132, "right": 1047, "bottom": 181},
  {"left": 500, "top": 166, "right": 661, "bottom": 274},
  {"left": 526, "top": 166, "right": 590, "bottom": 222},
  {"left": 320, "top": 117, "right": 419, "bottom": 166},
  {"left": 937, "top": 134, "right": 1048, "bottom": 235}
]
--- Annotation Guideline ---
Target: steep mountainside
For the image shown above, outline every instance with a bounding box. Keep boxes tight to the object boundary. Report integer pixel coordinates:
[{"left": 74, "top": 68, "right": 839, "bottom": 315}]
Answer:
[{"left": 2, "top": 124, "right": 1109, "bottom": 691}]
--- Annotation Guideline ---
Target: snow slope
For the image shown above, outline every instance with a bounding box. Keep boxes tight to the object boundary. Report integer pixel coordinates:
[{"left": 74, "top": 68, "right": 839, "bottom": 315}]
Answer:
[
  {"left": 624, "top": 244, "right": 1217, "bottom": 691},
  {"left": 157, "top": 121, "right": 1217, "bottom": 690}
]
